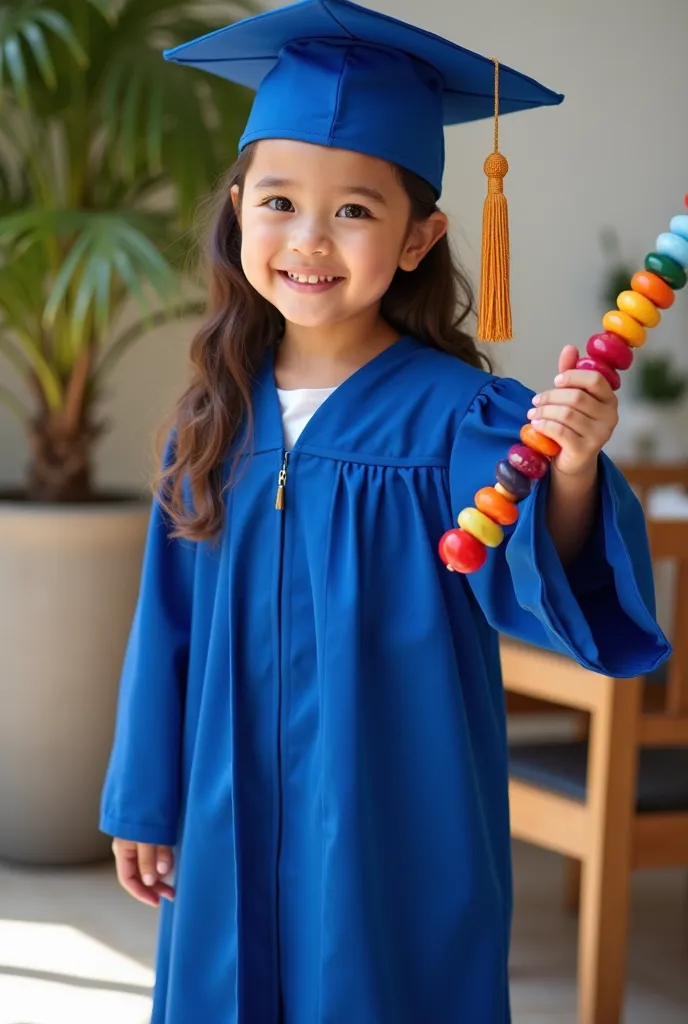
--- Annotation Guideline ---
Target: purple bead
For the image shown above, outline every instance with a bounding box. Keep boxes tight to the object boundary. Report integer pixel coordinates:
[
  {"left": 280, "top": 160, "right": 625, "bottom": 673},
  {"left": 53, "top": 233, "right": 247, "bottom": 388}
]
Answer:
[
  {"left": 495, "top": 459, "right": 532, "bottom": 499},
  {"left": 507, "top": 444, "right": 550, "bottom": 480}
]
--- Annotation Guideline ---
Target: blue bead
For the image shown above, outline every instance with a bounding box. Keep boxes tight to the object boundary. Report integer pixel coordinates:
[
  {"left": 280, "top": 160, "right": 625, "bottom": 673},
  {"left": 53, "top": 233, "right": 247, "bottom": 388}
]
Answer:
[
  {"left": 669, "top": 215, "right": 688, "bottom": 242},
  {"left": 656, "top": 232, "right": 688, "bottom": 269}
]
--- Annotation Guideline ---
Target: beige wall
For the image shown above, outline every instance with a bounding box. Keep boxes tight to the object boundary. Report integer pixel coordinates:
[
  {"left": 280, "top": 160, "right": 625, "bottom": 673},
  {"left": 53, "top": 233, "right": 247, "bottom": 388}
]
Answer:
[{"left": 1, "top": 0, "right": 688, "bottom": 490}]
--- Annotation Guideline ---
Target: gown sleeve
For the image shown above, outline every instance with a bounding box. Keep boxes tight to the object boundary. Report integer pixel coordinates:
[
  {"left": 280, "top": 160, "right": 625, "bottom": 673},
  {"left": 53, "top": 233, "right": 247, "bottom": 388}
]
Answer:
[
  {"left": 449, "top": 375, "right": 671, "bottom": 678},
  {"left": 99, "top": 451, "right": 196, "bottom": 846}
]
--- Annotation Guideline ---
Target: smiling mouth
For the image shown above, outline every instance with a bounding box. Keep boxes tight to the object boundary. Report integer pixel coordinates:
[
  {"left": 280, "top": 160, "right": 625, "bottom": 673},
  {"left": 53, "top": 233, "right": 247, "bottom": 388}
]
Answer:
[{"left": 281, "top": 271, "right": 344, "bottom": 284}]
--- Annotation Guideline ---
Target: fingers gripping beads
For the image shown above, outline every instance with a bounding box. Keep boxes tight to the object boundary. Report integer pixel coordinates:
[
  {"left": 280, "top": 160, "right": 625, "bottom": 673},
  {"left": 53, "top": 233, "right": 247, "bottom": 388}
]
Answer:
[{"left": 439, "top": 196, "right": 688, "bottom": 574}]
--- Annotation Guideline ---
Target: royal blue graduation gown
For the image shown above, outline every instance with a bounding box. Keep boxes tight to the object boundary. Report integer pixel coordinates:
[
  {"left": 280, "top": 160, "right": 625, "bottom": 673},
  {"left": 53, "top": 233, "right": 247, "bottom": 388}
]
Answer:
[{"left": 100, "top": 335, "right": 670, "bottom": 1023}]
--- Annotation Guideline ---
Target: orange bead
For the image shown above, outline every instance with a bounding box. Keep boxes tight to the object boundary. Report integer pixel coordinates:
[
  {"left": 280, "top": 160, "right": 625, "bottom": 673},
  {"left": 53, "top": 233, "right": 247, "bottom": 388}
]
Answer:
[
  {"left": 520, "top": 423, "right": 561, "bottom": 458},
  {"left": 631, "top": 270, "right": 675, "bottom": 310},
  {"left": 494, "top": 482, "right": 518, "bottom": 502},
  {"left": 617, "top": 290, "right": 661, "bottom": 328},
  {"left": 475, "top": 486, "right": 519, "bottom": 526},
  {"left": 602, "top": 310, "right": 646, "bottom": 347}
]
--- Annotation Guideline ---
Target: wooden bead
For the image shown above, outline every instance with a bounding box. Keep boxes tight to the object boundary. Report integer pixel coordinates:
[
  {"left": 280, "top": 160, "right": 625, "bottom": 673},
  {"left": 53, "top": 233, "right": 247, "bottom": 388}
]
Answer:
[
  {"left": 644, "top": 252, "right": 687, "bottom": 290},
  {"left": 495, "top": 459, "right": 532, "bottom": 499},
  {"left": 631, "top": 271, "right": 675, "bottom": 310},
  {"left": 458, "top": 507, "right": 504, "bottom": 548},
  {"left": 670, "top": 214, "right": 688, "bottom": 242},
  {"left": 656, "top": 231, "right": 688, "bottom": 269},
  {"left": 601, "top": 310, "right": 646, "bottom": 347},
  {"left": 616, "top": 289, "right": 661, "bottom": 328},
  {"left": 495, "top": 481, "right": 519, "bottom": 502},
  {"left": 438, "top": 528, "right": 487, "bottom": 573},
  {"left": 576, "top": 356, "right": 621, "bottom": 391},
  {"left": 520, "top": 423, "right": 561, "bottom": 458},
  {"left": 586, "top": 332, "right": 634, "bottom": 370},
  {"left": 507, "top": 443, "right": 549, "bottom": 479},
  {"left": 475, "top": 486, "right": 519, "bottom": 526}
]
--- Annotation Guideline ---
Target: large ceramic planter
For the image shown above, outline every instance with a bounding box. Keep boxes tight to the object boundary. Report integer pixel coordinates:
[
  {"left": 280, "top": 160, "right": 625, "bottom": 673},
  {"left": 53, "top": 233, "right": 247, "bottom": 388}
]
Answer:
[{"left": 0, "top": 498, "right": 150, "bottom": 865}]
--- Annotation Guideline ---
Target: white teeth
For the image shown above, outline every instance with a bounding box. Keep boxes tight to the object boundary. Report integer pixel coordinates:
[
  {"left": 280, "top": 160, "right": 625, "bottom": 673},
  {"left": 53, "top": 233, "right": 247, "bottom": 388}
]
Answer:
[{"left": 287, "top": 272, "right": 337, "bottom": 284}]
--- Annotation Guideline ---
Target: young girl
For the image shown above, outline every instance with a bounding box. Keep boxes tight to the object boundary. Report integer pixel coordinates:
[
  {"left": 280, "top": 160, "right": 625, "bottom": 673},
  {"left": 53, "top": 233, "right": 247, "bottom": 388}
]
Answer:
[{"left": 101, "top": 2, "right": 671, "bottom": 1021}]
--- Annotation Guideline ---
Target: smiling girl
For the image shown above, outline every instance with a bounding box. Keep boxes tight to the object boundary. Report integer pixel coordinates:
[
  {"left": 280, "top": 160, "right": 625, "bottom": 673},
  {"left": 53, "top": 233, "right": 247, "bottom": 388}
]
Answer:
[{"left": 100, "top": 3, "right": 669, "bottom": 1022}]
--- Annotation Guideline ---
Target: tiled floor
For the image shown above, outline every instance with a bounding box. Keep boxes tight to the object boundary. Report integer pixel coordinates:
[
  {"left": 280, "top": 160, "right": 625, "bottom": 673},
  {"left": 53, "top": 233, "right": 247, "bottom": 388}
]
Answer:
[{"left": 0, "top": 841, "right": 686, "bottom": 1023}]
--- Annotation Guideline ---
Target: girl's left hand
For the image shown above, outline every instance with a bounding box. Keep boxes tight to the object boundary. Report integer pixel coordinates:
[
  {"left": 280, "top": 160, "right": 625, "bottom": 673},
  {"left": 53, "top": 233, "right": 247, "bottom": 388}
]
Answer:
[{"left": 526, "top": 344, "right": 619, "bottom": 478}]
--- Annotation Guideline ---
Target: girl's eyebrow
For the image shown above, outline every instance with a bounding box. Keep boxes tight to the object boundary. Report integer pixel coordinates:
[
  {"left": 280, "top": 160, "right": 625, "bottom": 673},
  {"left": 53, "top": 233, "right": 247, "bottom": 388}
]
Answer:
[{"left": 254, "top": 175, "right": 387, "bottom": 206}]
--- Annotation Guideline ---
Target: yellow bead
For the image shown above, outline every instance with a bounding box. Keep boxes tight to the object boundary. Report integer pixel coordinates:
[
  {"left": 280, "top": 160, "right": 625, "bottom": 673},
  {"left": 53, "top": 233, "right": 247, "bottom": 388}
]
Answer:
[
  {"left": 457, "top": 506, "right": 504, "bottom": 548},
  {"left": 617, "top": 289, "right": 661, "bottom": 328},
  {"left": 495, "top": 482, "right": 518, "bottom": 502},
  {"left": 601, "top": 310, "right": 646, "bottom": 348}
]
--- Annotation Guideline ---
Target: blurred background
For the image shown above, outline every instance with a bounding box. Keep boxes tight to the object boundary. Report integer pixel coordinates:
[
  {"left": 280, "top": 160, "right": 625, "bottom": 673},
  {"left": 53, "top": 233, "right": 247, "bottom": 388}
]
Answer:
[{"left": 0, "top": 1, "right": 687, "bottom": 1022}]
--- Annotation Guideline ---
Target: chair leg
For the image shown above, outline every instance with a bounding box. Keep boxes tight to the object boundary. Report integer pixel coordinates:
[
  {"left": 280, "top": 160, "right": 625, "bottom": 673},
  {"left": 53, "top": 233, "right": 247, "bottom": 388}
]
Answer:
[
  {"left": 577, "top": 677, "right": 640, "bottom": 1024},
  {"left": 563, "top": 716, "right": 589, "bottom": 915}
]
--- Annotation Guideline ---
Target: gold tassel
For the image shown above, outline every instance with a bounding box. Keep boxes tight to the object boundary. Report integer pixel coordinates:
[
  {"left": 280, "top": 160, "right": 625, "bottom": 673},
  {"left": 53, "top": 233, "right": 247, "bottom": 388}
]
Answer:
[{"left": 477, "top": 59, "right": 512, "bottom": 342}]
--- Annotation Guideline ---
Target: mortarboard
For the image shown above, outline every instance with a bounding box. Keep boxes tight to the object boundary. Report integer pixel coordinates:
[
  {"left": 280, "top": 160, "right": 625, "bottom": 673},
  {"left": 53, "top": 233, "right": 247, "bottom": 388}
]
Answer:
[{"left": 163, "top": 0, "right": 564, "bottom": 341}]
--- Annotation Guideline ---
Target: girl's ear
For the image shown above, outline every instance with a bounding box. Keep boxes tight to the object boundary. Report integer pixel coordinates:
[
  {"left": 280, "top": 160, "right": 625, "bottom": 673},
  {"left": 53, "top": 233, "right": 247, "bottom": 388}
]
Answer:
[
  {"left": 398, "top": 211, "right": 448, "bottom": 271},
  {"left": 230, "top": 184, "right": 241, "bottom": 224}
]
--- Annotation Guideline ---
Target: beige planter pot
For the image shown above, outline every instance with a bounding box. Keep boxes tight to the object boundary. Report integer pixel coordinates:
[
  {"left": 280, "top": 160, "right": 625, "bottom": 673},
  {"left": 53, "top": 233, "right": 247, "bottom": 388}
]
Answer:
[{"left": 0, "top": 498, "right": 150, "bottom": 865}]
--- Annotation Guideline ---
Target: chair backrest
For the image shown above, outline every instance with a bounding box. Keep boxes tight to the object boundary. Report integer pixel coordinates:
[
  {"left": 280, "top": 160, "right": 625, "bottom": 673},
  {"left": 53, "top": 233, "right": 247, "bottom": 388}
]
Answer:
[
  {"left": 645, "top": 518, "right": 688, "bottom": 716},
  {"left": 617, "top": 461, "right": 688, "bottom": 511}
]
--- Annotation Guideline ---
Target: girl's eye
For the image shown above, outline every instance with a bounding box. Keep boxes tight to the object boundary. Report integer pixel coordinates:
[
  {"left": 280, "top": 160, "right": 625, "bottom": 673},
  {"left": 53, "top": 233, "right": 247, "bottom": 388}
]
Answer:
[
  {"left": 265, "top": 196, "right": 293, "bottom": 212},
  {"left": 338, "top": 203, "right": 370, "bottom": 219}
]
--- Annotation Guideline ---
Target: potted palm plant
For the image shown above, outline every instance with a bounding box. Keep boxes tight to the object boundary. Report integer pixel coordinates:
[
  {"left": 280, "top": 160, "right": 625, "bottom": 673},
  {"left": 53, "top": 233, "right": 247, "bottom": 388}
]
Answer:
[{"left": 0, "top": 0, "right": 252, "bottom": 865}]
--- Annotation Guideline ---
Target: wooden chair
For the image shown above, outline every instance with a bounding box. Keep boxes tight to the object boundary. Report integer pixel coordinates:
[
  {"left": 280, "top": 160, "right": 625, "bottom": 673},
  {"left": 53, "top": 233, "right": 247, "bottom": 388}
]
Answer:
[
  {"left": 501, "top": 516, "right": 688, "bottom": 1024},
  {"left": 616, "top": 460, "right": 688, "bottom": 510}
]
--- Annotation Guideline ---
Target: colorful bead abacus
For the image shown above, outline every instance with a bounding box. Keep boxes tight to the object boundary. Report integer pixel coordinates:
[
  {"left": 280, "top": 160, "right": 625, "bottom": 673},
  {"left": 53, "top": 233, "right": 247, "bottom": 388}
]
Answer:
[{"left": 439, "top": 197, "right": 688, "bottom": 575}]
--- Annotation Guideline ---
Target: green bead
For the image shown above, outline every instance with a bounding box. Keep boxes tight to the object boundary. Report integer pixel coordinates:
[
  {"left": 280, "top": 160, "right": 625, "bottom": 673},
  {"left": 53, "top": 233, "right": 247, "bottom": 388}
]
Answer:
[{"left": 644, "top": 251, "right": 687, "bottom": 290}]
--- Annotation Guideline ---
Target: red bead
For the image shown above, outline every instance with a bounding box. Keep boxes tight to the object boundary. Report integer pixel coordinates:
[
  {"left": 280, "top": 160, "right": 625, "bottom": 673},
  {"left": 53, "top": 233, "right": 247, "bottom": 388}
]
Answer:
[
  {"left": 586, "top": 331, "right": 633, "bottom": 370},
  {"left": 438, "top": 528, "right": 487, "bottom": 574},
  {"left": 507, "top": 444, "right": 549, "bottom": 480},
  {"left": 576, "top": 356, "right": 621, "bottom": 391}
]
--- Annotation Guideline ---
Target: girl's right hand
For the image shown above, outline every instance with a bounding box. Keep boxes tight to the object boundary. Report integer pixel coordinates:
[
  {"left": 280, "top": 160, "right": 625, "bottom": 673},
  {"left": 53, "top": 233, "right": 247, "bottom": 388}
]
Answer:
[{"left": 112, "top": 838, "right": 176, "bottom": 907}]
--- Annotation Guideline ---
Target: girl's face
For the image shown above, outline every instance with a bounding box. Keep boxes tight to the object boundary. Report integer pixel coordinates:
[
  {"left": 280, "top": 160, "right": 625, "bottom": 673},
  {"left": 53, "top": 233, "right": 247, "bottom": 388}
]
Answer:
[{"left": 233, "top": 140, "right": 446, "bottom": 330}]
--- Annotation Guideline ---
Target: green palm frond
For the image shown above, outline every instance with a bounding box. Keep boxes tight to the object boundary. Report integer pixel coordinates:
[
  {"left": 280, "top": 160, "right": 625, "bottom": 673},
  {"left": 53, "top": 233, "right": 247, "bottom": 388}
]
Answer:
[
  {"left": 85, "top": 0, "right": 116, "bottom": 22},
  {"left": 96, "top": 3, "right": 254, "bottom": 219},
  {"left": 0, "top": 207, "right": 181, "bottom": 356},
  {"left": 0, "top": 0, "right": 254, "bottom": 489},
  {"left": 96, "top": 298, "right": 205, "bottom": 381},
  {"left": 0, "top": 2, "right": 89, "bottom": 105}
]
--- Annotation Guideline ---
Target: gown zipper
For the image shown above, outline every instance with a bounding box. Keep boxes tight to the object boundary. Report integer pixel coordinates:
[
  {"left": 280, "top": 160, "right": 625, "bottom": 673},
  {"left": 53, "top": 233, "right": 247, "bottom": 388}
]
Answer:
[
  {"left": 274, "top": 448, "right": 290, "bottom": 1020},
  {"left": 275, "top": 451, "right": 290, "bottom": 510}
]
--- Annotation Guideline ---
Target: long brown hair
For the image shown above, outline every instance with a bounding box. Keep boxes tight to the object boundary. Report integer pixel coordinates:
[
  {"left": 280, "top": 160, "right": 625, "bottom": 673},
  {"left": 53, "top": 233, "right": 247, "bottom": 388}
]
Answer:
[{"left": 157, "top": 142, "right": 491, "bottom": 541}]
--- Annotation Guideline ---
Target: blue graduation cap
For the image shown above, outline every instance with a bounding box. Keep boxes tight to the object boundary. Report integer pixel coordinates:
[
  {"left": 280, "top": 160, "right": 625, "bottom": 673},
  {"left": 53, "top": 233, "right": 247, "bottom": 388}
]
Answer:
[{"left": 164, "top": 0, "right": 564, "bottom": 340}]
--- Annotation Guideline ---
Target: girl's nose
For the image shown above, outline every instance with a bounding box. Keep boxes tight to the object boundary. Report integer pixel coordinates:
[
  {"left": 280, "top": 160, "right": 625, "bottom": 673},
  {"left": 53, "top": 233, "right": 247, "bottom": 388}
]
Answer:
[{"left": 288, "top": 220, "right": 331, "bottom": 256}]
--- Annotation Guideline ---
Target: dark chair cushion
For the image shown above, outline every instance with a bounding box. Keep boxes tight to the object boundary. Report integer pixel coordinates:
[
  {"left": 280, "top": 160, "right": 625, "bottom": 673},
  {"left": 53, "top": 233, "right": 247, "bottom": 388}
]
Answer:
[
  {"left": 646, "top": 659, "right": 669, "bottom": 686},
  {"left": 508, "top": 740, "right": 688, "bottom": 813}
]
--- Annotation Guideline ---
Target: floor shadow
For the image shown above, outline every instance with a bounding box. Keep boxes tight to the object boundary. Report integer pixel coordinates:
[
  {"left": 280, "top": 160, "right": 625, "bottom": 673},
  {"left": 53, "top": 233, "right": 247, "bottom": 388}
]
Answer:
[{"left": 0, "top": 963, "right": 152, "bottom": 997}]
